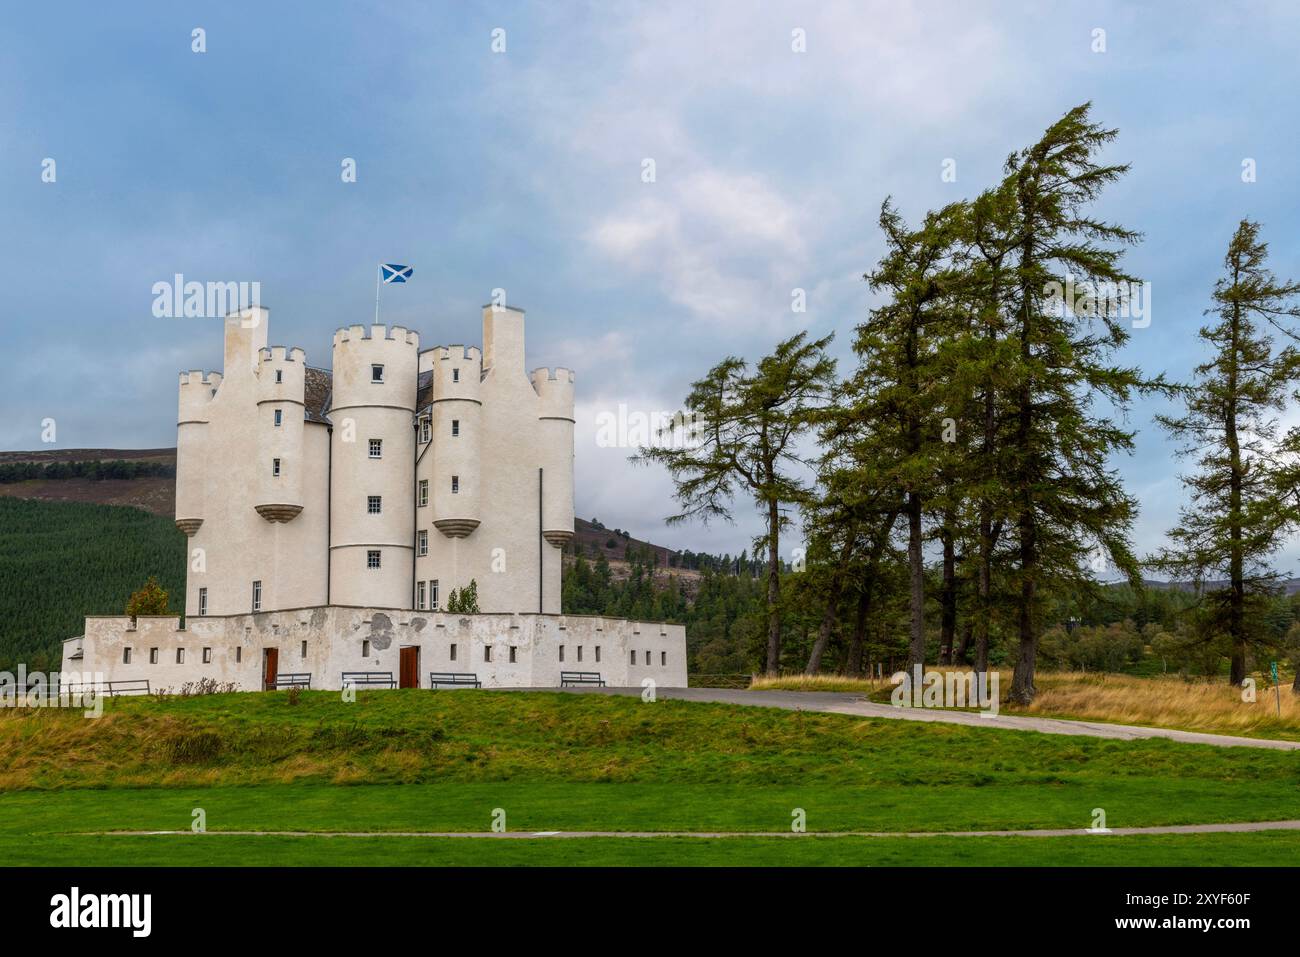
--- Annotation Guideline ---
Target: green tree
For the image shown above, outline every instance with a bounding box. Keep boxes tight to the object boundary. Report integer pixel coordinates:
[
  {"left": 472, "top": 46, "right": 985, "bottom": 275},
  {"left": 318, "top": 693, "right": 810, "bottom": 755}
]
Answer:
[
  {"left": 1152, "top": 219, "right": 1300, "bottom": 685},
  {"left": 125, "top": 575, "right": 169, "bottom": 618},
  {"left": 634, "top": 333, "right": 836, "bottom": 674}
]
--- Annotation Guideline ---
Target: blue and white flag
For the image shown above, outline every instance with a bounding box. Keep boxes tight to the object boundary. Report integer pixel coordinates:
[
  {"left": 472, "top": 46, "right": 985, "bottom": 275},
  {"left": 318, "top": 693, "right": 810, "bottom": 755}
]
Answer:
[{"left": 380, "top": 263, "right": 413, "bottom": 284}]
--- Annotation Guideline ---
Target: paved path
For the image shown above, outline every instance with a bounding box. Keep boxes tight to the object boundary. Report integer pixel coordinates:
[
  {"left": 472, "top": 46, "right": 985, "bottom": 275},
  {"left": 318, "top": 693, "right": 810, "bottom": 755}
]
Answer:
[
  {"left": 100, "top": 820, "right": 1300, "bottom": 839},
  {"left": 521, "top": 686, "right": 1300, "bottom": 751}
]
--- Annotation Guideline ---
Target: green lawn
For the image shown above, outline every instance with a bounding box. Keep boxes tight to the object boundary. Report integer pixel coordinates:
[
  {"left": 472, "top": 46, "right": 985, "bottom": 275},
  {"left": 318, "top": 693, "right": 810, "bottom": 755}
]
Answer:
[{"left": 2, "top": 690, "right": 1297, "bottom": 865}]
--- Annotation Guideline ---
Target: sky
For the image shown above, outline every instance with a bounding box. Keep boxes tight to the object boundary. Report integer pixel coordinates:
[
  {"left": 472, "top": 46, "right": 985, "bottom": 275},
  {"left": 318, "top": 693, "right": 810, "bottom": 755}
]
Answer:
[{"left": 3, "top": 1, "right": 1300, "bottom": 569}]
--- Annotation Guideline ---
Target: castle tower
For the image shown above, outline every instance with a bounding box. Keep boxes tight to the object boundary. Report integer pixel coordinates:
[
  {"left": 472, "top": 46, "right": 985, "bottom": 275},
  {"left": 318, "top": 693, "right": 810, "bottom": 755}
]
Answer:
[
  {"left": 254, "top": 346, "right": 308, "bottom": 523},
  {"left": 175, "top": 369, "right": 221, "bottom": 537},
  {"left": 532, "top": 365, "right": 576, "bottom": 552},
  {"left": 329, "top": 323, "right": 419, "bottom": 608}
]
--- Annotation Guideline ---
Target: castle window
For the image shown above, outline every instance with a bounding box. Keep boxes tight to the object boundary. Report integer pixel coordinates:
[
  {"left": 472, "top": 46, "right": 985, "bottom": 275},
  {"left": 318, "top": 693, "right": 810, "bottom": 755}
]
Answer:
[
  {"left": 369, "top": 439, "right": 382, "bottom": 459},
  {"left": 367, "top": 550, "right": 381, "bottom": 569},
  {"left": 452, "top": 368, "right": 460, "bottom": 383},
  {"left": 630, "top": 650, "right": 636, "bottom": 665},
  {"left": 595, "top": 646, "right": 601, "bottom": 663},
  {"left": 236, "top": 647, "right": 242, "bottom": 663},
  {"left": 420, "top": 417, "right": 431, "bottom": 443},
  {"left": 661, "top": 651, "right": 667, "bottom": 667},
  {"left": 362, "top": 639, "right": 371, "bottom": 657},
  {"left": 368, "top": 496, "right": 382, "bottom": 514},
  {"left": 430, "top": 579, "right": 439, "bottom": 610},
  {"left": 509, "top": 646, "right": 517, "bottom": 663},
  {"left": 371, "top": 364, "right": 384, "bottom": 383},
  {"left": 451, "top": 475, "right": 459, "bottom": 494},
  {"left": 484, "top": 646, "right": 492, "bottom": 663},
  {"left": 275, "top": 370, "right": 283, "bottom": 384},
  {"left": 645, "top": 650, "right": 651, "bottom": 665},
  {"left": 203, "top": 647, "right": 213, "bottom": 664},
  {"left": 417, "top": 530, "right": 428, "bottom": 557},
  {"left": 417, "top": 580, "right": 426, "bottom": 610},
  {"left": 559, "top": 645, "right": 565, "bottom": 662},
  {"left": 123, "top": 647, "right": 132, "bottom": 665},
  {"left": 301, "top": 640, "right": 308, "bottom": 659},
  {"left": 451, "top": 419, "right": 460, "bottom": 437},
  {"left": 418, "top": 480, "right": 428, "bottom": 507},
  {"left": 252, "top": 580, "right": 262, "bottom": 612},
  {"left": 274, "top": 409, "right": 282, "bottom": 427},
  {"left": 176, "top": 648, "right": 185, "bottom": 664},
  {"left": 449, "top": 643, "right": 456, "bottom": 661},
  {"left": 273, "top": 457, "right": 281, "bottom": 477},
  {"left": 577, "top": 645, "right": 583, "bottom": 662},
  {"left": 150, "top": 648, "right": 159, "bottom": 665},
  {"left": 198, "top": 587, "right": 208, "bottom": 616}
]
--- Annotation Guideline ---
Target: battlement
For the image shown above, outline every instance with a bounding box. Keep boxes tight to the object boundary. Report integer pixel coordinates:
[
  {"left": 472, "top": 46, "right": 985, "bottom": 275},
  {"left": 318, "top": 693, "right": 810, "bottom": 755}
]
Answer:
[
  {"left": 259, "top": 346, "right": 308, "bottom": 364},
  {"left": 530, "top": 367, "right": 576, "bottom": 415},
  {"left": 333, "top": 323, "right": 420, "bottom": 349},
  {"left": 179, "top": 369, "right": 223, "bottom": 389},
  {"left": 423, "top": 345, "right": 483, "bottom": 364}
]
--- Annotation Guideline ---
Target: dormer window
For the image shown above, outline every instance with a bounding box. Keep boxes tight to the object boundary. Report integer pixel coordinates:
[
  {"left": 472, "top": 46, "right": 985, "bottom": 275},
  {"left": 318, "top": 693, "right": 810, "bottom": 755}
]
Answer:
[
  {"left": 452, "top": 368, "right": 460, "bottom": 383},
  {"left": 420, "top": 417, "right": 431, "bottom": 443},
  {"left": 371, "top": 364, "right": 384, "bottom": 383}
]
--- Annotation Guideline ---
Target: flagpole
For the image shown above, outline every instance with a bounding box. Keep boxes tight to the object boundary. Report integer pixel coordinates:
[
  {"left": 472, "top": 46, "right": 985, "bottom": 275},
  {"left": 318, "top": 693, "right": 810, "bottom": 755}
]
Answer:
[{"left": 374, "top": 264, "right": 381, "bottom": 324}]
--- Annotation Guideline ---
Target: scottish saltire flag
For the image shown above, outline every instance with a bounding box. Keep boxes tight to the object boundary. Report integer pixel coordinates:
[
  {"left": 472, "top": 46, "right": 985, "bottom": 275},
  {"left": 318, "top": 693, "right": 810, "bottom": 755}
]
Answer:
[{"left": 380, "top": 263, "right": 413, "bottom": 283}]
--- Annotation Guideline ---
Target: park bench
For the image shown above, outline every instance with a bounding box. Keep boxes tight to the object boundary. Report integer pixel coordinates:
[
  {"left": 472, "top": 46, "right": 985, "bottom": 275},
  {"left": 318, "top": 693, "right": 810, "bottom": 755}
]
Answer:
[
  {"left": 428, "top": 672, "right": 481, "bottom": 689},
  {"left": 560, "top": 671, "right": 606, "bottom": 688},
  {"left": 341, "top": 671, "right": 396, "bottom": 689},
  {"left": 61, "top": 679, "right": 151, "bottom": 697},
  {"left": 271, "top": 673, "right": 311, "bottom": 689}
]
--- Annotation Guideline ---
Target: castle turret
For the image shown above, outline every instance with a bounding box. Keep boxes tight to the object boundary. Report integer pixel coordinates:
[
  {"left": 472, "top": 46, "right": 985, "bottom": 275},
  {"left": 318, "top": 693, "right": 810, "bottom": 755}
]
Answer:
[
  {"left": 427, "top": 345, "right": 483, "bottom": 539},
  {"left": 532, "top": 366, "right": 575, "bottom": 550},
  {"left": 329, "top": 323, "right": 419, "bottom": 608},
  {"left": 175, "top": 369, "right": 221, "bottom": 536},
  {"left": 253, "top": 346, "right": 307, "bottom": 523}
]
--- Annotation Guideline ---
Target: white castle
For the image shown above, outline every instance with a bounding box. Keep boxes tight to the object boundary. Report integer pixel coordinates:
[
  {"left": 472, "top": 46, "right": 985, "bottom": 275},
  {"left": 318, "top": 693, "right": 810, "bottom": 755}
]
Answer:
[{"left": 63, "top": 303, "right": 687, "bottom": 691}]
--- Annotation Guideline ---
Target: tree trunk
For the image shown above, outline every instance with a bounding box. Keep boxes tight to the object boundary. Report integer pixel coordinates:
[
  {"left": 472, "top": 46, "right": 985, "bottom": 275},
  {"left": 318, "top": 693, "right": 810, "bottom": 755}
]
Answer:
[
  {"left": 1226, "top": 295, "right": 1247, "bottom": 687},
  {"left": 938, "top": 519, "right": 956, "bottom": 665},
  {"left": 1010, "top": 507, "right": 1037, "bottom": 703},
  {"left": 765, "top": 497, "right": 782, "bottom": 676},
  {"left": 907, "top": 491, "right": 925, "bottom": 673},
  {"left": 954, "top": 619, "right": 973, "bottom": 665},
  {"left": 806, "top": 529, "right": 856, "bottom": 674},
  {"left": 845, "top": 586, "right": 870, "bottom": 676}
]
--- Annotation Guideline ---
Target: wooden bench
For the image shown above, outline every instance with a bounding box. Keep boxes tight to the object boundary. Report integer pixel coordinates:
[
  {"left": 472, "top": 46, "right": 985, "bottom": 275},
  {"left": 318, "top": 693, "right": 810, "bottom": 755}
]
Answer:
[
  {"left": 428, "top": 672, "right": 481, "bottom": 689},
  {"left": 341, "top": 671, "right": 396, "bottom": 689},
  {"left": 61, "top": 679, "right": 151, "bottom": 697},
  {"left": 560, "top": 671, "right": 606, "bottom": 688},
  {"left": 271, "top": 673, "right": 311, "bottom": 689}
]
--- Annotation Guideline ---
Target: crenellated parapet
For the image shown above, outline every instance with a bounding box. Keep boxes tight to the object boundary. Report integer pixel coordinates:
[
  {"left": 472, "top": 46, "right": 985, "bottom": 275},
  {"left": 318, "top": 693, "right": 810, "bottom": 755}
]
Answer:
[{"left": 530, "top": 366, "right": 576, "bottom": 420}]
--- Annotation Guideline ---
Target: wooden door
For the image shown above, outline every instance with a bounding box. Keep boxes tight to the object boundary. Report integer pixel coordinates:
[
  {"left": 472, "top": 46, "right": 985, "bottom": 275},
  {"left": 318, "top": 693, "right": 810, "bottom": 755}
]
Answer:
[
  {"left": 399, "top": 646, "right": 419, "bottom": 689},
  {"left": 263, "top": 648, "right": 278, "bottom": 690}
]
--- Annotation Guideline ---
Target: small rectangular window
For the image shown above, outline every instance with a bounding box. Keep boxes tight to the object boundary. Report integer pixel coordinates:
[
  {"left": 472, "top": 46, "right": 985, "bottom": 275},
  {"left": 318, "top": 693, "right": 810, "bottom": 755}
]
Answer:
[
  {"left": 509, "top": 646, "right": 517, "bottom": 663},
  {"left": 452, "top": 368, "right": 460, "bottom": 383},
  {"left": 367, "top": 550, "right": 381, "bottom": 569},
  {"left": 362, "top": 639, "right": 371, "bottom": 657},
  {"left": 577, "top": 645, "right": 583, "bottom": 662},
  {"left": 301, "top": 640, "right": 308, "bottom": 659},
  {"left": 417, "top": 530, "right": 428, "bottom": 557},
  {"left": 417, "top": 580, "right": 427, "bottom": 610},
  {"left": 449, "top": 643, "right": 457, "bottom": 662},
  {"left": 559, "top": 645, "right": 565, "bottom": 662},
  {"left": 368, "top": 495, "right": 382, "bottom": 514},
  {"left": 275, "top": 369, "right": 283, "bottom": 384},
  {"left": 371, "top": 364, "right": 384, "bottom": 383},
  {"left": 630, "top": 650, "right": 636, "bottom": 665},
  {"left": 272, "top": 457, "right": 281, "bottom": 477},
  {"left": 123, "top": 647, "right": 132, "bottom": 665},
  {"left": 252, "top": 580, "right": 262, "bottom": 612},
  {"left": 176, "top": 648, "right": 185, "bottom": 664},
  {"left": 418, "top": 480, "right": 428, "bottom": 507},
  {"left": 645, "top": 650, "right": 651, "bottom": 665},
  {"left": 420, "top": 417, "right": 431, "bottom": 443},
  {"left": 150, "top": 647, "right": 159, "bottom": 664},
  {"left": 662, "top": 651, "right": 667, "bottom": 666},
  {"left": 484, "top": 645, "right": 492, "bottom": 663},
  {"left": 595, "top": 646, "right": 601, "bottom": 663},
  {"left": 198, "top": 587, "right": 208, "bottom": 616},
  {"left": 451, "top": 475, "right": 459, "bottom": 494},
  {"left": 236, "top": 647, "right": 242, "bottom": 663},
  {"left": 451, "top": 419, "right": 460, "bottom": 437},
  {"left": 203, "top": 647, "right": 212, "bottom": 664},
  {"left": 274, "top": 408, "right": 283, "bottom": 427},
  {"left": 430, "top": 579, "right": 439, "bottom": 610},
  {"left": 369, "top": 438, "right": 382, "bottom": 459}
]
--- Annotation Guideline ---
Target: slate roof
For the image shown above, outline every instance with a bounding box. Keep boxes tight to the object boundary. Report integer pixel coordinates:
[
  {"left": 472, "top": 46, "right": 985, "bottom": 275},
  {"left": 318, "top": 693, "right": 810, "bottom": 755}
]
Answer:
[{"left": 304, "top": 366, "right": 333, "bottom": 424}]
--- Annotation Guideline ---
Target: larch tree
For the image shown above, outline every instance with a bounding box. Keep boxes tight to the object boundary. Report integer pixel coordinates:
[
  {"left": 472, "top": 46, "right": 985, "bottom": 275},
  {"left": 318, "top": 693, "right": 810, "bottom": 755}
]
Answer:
[
  {"left": 1152, "top": 219, "right": 1300, "bottom": 685},
  {"left": 634, "top": 333, "right": 836, "bottom": 675}
]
